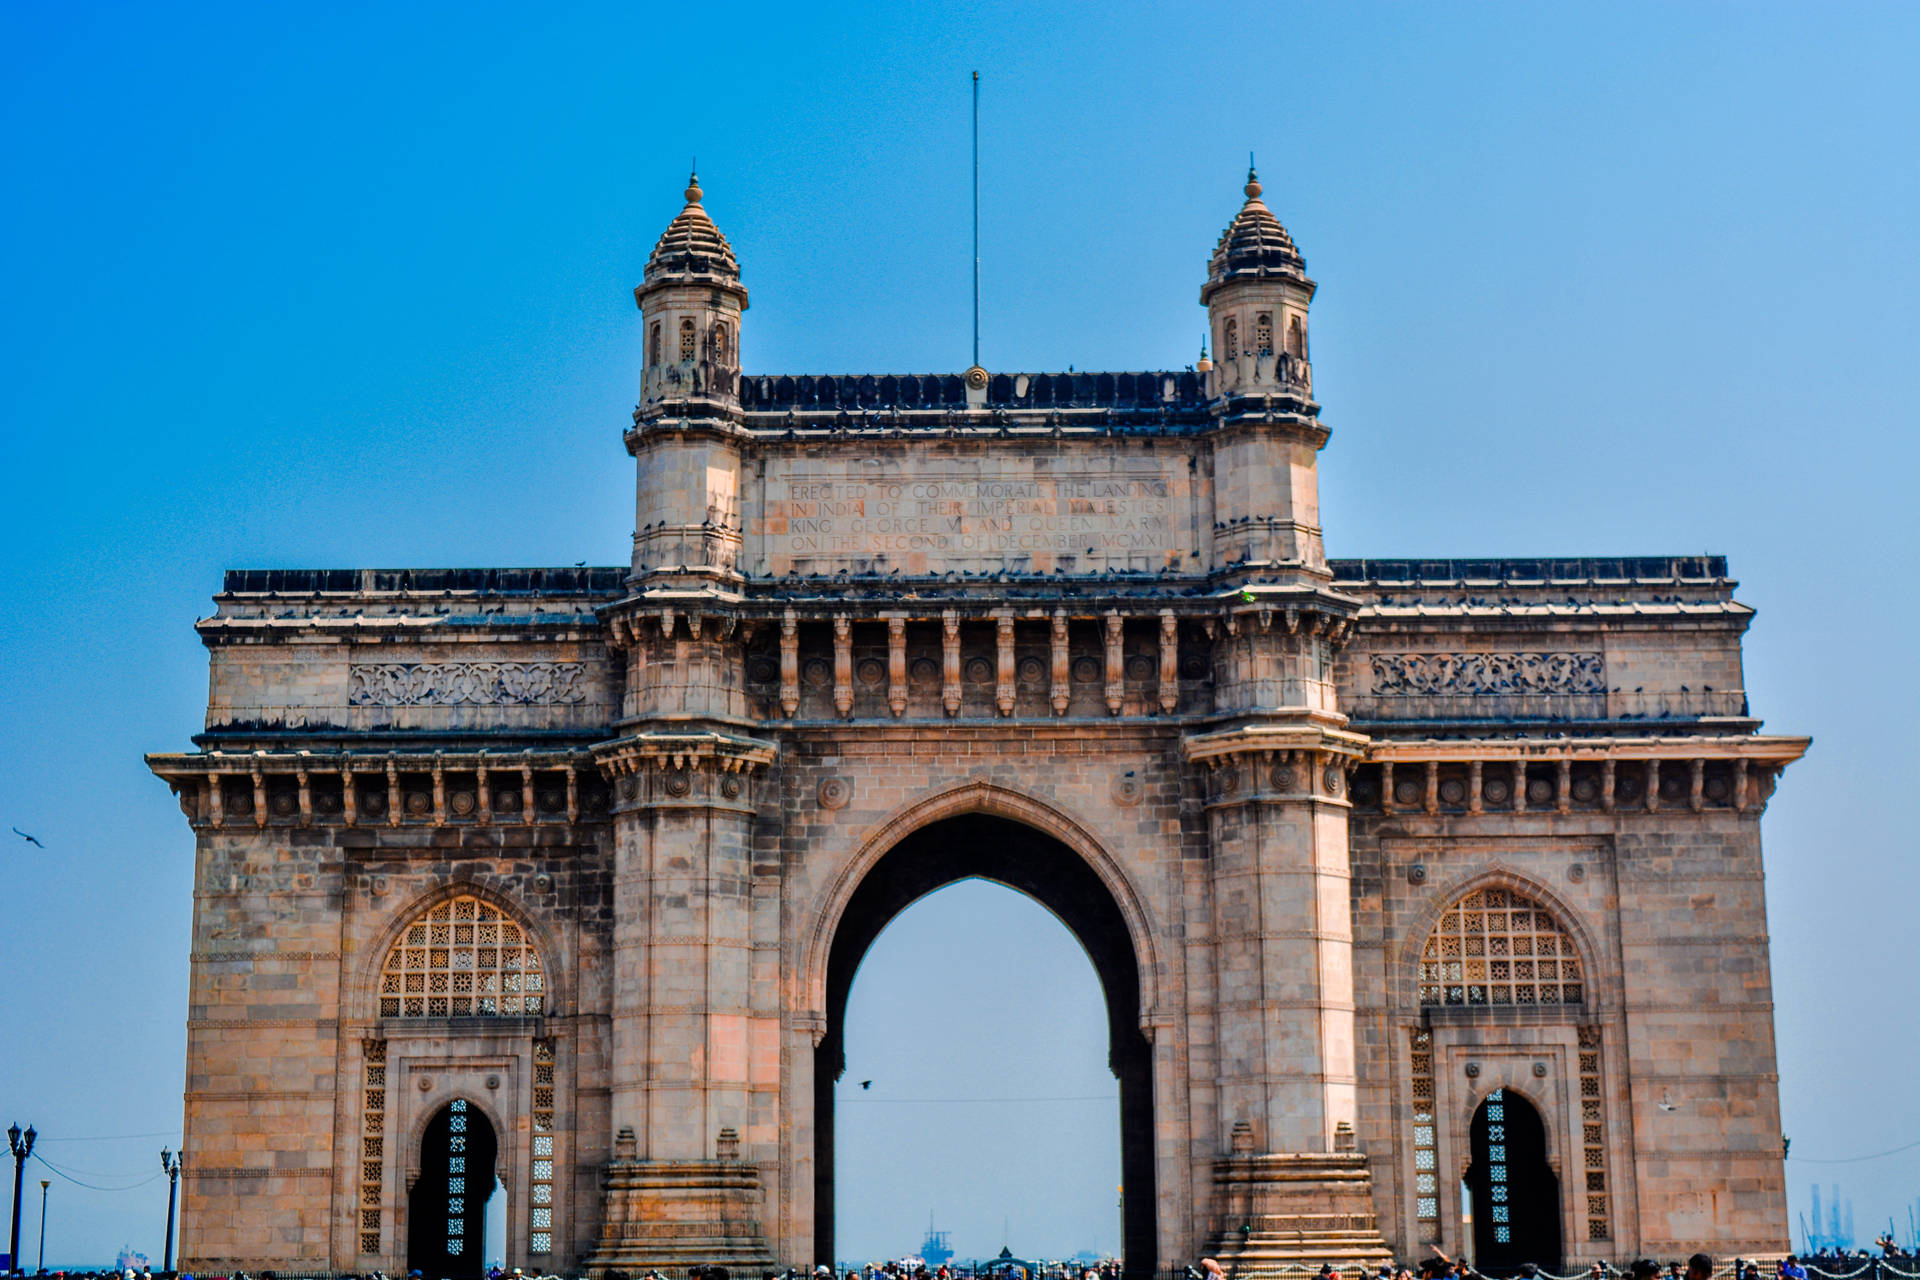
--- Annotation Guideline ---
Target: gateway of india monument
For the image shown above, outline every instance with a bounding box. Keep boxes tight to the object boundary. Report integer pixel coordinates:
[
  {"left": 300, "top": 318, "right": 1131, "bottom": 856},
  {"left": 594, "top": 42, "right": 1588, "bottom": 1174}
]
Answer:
[{"left": 149, "top": 168, "right": 1807, "bottom": 1278}]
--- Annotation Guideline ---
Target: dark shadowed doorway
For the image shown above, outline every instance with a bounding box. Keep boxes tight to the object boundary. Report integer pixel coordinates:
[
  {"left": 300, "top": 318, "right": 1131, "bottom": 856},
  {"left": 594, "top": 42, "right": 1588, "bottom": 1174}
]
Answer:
[
  {"left": 409, "top": 1098, "right": 499, "bottom": 1280},
  {"left": 816, "top": 814, "right": 1156, "bottom": 1278},
  {"left": 1465, "top": 1089, "right": 1560, "bottom": 1274}
]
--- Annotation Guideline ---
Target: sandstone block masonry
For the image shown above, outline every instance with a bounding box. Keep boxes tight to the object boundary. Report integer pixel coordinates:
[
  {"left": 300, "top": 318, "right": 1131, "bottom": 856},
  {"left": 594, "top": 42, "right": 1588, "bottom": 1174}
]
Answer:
[{"left": 149, "top": 169, "right": 1805, "bottom": 1278}]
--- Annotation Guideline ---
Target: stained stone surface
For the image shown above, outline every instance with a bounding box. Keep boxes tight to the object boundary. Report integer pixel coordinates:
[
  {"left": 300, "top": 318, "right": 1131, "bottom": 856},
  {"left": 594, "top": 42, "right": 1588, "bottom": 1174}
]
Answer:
[{"left": 148, "top": 174, "right": 1804, "bottom": 1276}]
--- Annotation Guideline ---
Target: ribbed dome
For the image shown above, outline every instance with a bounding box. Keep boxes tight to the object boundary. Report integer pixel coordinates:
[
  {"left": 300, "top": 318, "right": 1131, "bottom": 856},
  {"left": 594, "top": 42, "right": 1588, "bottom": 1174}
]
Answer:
[
  {"left": 1205, "top": 166, "right": 1305, "bottom": 292},
  {"left": 644, "top": 171, "right": 741, "bottom": 285}
]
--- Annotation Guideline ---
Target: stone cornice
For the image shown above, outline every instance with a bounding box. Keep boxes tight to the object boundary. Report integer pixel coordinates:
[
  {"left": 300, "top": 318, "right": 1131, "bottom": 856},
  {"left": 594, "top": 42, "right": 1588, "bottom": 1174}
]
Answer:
[
  {"left": 590, "top": 729, "right": 778, "bottom": 777},
  {"left": 598, "top": 585, "right": 1356, "bottom": 634},
  {"left": 1355, "top": 735, "right": 1809, "bottom": 817},
  {"left": 1183, "top": 721, "right": 1371, "bottom": 765},
  {"left": 1365, "top": 734, "right": 1809, "bottom": 765},
  {"left": 147, "top": 747, "right": 607, "bottom": 830}
]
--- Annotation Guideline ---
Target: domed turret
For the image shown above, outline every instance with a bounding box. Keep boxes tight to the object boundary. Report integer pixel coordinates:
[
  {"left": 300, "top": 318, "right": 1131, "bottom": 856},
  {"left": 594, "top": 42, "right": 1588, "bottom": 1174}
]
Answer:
[
  {"left": 629, "top": 173, "right": 749, "bottom": 585},
  {"left": 641, "top": 172, "right": 742, "bottom": 287},
  {"left": 635, "top": 171, "right": 748, "bottom": 418},
  {"left": 1201, "top": 167, "right": 1306, "bottom": 299},
  {"left": 1200, "top": 165, "right": 1315, "bottom": 401}
]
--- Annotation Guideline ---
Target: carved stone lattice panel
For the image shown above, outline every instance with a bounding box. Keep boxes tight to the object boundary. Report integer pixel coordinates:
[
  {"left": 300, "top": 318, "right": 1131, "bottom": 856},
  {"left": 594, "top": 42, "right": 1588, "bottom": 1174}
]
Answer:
[
  {"left": 349, "top": 662, "right": 588, "bottom": 707},
  {"left": 1370, "top": 652, "right": 1604, "bottom": 697}
]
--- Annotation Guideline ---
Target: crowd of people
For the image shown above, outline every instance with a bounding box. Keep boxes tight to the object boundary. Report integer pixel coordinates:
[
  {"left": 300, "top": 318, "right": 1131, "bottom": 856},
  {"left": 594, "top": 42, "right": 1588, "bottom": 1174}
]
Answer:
[{"left": 26, "top": 1251, "right": 1920, "bottom": 1280}]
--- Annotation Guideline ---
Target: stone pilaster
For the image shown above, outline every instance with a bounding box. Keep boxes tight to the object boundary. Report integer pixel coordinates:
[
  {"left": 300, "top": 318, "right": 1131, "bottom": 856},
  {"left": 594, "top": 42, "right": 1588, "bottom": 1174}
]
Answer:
[
  {"left": 1185, "top": 593, "right": 1389, "bottom": 1272},
  {"left": 590, "top": 731, "right": 778, "bottom": 1273}
]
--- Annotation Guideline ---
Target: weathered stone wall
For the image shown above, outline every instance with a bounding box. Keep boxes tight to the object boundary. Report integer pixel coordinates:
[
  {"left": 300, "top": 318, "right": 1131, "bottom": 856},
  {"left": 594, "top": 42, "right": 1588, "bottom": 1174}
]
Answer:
[
  {"left": 169, "top": 787, "right": 615, "bottom": 1273},
  {"left": 744, "top": 438, "right": 1207, "bottom": 579}
]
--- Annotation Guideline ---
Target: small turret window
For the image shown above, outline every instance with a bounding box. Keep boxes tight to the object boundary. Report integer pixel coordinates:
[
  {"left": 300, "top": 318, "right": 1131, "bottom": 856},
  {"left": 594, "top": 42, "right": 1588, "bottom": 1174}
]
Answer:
[
  {"left": 1223, "top": 318, "right": 1239, "bottom": 360},
  {"left": 678, "top": 317, "right": 696, "bottom": 362},
  {"left": 713, "top": 321, "right": 731, "bottom": 368},
  {"left": 1287, "top": 316, "right": 1306, "bottom": 358},
  {"left": 1255, "top": 313, "right": 1273, "bottom": 356},
  {"left": 649, "top": 322, "right": 662, "bottom": 366}
]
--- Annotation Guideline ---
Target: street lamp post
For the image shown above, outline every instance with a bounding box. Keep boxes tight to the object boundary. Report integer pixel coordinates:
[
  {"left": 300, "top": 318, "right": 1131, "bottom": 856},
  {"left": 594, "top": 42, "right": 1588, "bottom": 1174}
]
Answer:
[
  {"left": 159, "top": 1149, "right": 182, "bottom": 1275},
  {"left": 7, "top": 1123, "right": 35, "bottom": 1279},
  {"left": 35, "top": 1181, "right": 47, "bottom": 1275}
]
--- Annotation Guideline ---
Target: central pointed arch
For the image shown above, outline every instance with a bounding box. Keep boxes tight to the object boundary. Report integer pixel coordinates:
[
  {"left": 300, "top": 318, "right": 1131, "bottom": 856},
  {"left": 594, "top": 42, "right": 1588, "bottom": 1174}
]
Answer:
[{"left": 806, "top": 790, "right": 1160, "bottom": 1277}]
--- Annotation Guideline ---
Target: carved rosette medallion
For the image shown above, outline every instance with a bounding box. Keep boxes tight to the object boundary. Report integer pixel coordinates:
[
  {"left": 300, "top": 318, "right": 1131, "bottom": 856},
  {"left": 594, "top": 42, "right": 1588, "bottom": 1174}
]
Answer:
[{"left": 817, "top": 776, "right": 852, "bottom": 810}]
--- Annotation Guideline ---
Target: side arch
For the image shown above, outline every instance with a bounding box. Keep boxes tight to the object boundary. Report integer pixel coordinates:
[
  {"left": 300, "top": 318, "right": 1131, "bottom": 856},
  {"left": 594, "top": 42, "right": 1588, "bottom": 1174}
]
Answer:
[
  {"left": 798, "top": 779, "right": 1163, "bottom": 1026},
  {"left": 1390, "top": 865, "right": 1611, "bottom": 1017},
  {"left": 1458, "top": 1081, "right": 1564, "bottom": 1172}
]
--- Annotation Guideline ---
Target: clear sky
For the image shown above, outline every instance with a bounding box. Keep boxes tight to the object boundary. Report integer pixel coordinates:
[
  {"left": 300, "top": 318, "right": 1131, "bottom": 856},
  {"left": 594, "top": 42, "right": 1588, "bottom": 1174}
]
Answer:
[{"left": 1, "top": 0, "right": 1916, "bottom": 1266}]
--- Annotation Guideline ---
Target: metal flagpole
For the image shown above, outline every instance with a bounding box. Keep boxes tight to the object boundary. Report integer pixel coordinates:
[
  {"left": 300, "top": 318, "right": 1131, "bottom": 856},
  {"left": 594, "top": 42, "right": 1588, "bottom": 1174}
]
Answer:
[{"left": 972, "top": 70, "right": 980, "bottom": 368}]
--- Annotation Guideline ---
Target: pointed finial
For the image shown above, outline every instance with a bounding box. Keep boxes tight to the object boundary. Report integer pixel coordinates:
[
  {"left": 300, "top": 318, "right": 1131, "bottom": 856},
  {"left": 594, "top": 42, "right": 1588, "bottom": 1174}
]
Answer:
[
  {"left": 685, "top": 166, "right": 703, "bottom": 206},
  {"left": 1245, "top": 157, "right": 1261, "bottom": 202},
  {"left": 1196, "top": 334, "right": 1212, "bottom": 373}
]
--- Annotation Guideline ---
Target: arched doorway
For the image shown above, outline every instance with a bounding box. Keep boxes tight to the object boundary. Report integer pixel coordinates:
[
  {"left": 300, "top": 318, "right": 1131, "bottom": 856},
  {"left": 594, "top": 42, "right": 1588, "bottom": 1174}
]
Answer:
[
  {"left": 815, "top": 813, "right": 1155, "bottom": 1277},
  {"left": 1464, "top": 1089, "right": 1559, "bottom": 1274},
  {"left": 409, "top": 1098, "right": 500, "bottom": 1280}
]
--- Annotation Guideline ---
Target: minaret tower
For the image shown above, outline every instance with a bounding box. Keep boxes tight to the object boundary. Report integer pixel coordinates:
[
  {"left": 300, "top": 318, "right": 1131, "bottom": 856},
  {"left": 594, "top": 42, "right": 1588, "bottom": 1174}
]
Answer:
[
  {"left": 628, "top": 171, "right": 748, "bottom": 584},
  {"left": 1186, "top": 169, "right": 1389, "bottom": 1269},
  {"left": 1199, "top": 163, "right": 1326, "bottom": 581},
  {"left": 591, "top": 172, "right": 779, "bottom": 1273},
  {"left": 1200, "top": 164, "right": 1315, "bottom": 402}
]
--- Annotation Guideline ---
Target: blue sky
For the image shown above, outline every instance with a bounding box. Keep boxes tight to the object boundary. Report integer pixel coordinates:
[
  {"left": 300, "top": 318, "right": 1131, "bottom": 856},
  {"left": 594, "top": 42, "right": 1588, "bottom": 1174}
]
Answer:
[{"left": 1, "top": 0, "right": 1916, "bottom": 1265}]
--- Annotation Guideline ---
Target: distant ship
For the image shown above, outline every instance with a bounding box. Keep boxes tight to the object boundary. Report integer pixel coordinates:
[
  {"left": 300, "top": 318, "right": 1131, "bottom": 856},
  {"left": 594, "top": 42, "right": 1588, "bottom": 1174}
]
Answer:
[
  {"left": 116, "top": 1246, "right": 152, "bottom": 1272},
  {"left": 920, "top": 1219, "right": 954, "bottom": 1268}
]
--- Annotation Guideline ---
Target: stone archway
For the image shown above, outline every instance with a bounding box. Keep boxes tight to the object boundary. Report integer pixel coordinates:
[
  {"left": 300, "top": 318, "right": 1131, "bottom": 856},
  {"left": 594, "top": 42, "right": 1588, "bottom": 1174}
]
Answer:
[
  {"left": 812, "top": 812, "right": 1157, "bottom": 1277},
  {"left": 1465, "top": 1088, "right": 1560, "bottom": 1274},
  {"left": 409, "top": 1097, "right": 500, "bottom": 1280}
]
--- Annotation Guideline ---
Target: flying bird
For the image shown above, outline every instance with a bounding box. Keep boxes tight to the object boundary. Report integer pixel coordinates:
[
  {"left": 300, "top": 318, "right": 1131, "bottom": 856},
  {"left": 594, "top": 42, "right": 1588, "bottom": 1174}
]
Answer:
[
  {"left": 13, "top": 827, "right": 43, "bottom": 847},
  {"left": 859, "top": 1080, "right": 872, "bottom": 1090}
]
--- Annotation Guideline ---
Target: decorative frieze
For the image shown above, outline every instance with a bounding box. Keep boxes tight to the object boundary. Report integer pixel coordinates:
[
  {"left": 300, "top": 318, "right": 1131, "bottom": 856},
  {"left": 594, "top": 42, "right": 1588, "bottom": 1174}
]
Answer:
[
  {"left": 348, "top": 661, "right": 588, "bottom": 707},
  {"left": 1369, "top": 652, "right": 1604, "bottom": 697}
]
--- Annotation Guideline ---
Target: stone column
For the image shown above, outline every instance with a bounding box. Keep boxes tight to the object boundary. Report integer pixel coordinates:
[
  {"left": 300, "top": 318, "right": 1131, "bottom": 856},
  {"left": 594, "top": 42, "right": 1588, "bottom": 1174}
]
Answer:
[
  {"left": 591, "top": 732, "right": 778, "bottom": 1273},
  {"left": 1184, "top": 607, "right": 1389, "bottom": 1271}
]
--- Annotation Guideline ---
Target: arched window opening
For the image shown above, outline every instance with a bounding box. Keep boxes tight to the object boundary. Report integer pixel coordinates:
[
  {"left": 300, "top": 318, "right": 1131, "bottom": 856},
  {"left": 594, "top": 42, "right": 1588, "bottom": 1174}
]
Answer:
[
  {"left": 713, "top": 320, "right": 731, "bottom": 368},
  {"left": 1419, "top": 887, "right": 1582, "bottom": 1007},
  {"left": 408, "top": 1098, "right": 498, "bottom": 1280},
  {"left": 1287, "top": 315, "right": 1306, "bottom": 358},
  {"left": 1255, "top": 313, "right": 1274, "bottom": 356},
  {"left": 1223, "top": 318, "right": 1239, "bottom": 360},
  {"left": 379, "top": 895, "right": 545, "bottom": 1018},
  {"left": 678, "top": 316, "right": 696, "bottom": 362},
  {"left": 1465, "top": 1089, "right": 1561, "bottom": 1270},
  {"left": 648, "top": 321, "right": 662, "bottom": 366}
]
